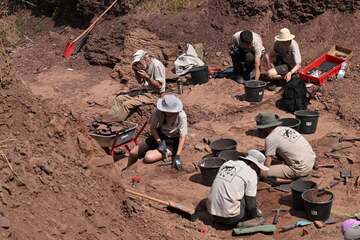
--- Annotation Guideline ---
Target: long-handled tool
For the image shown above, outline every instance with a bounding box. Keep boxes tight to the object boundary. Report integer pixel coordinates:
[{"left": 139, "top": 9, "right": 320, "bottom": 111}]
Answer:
[
  {"left": 125, "top": 189, "right": 195, "bottom": 219},
  {"left": 63, "top": 0, "right": 118, "bottom": 58},
  {"left": 280, "top": 220, "right": 312, "bottom": 232}
]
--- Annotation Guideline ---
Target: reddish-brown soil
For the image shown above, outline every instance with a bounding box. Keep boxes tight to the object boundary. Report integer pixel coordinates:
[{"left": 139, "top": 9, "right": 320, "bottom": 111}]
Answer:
[{"left": 1, "top": 1, "right": 360, "bottom": 240}]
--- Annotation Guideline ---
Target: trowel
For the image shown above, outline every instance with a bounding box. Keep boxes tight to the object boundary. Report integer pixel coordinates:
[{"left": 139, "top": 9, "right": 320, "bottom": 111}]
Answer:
[
  {"left": 340, "top": 170, "right": 352, "bottom": 185},
  {"left": 280, "top": 220, "right": 312, "bottom": 232}
]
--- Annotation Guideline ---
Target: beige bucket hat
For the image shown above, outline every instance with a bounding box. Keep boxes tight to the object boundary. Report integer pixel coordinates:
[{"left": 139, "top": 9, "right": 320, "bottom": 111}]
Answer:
[
  {"left": 240, "top": 149, "right": 269, "bottom": 171},
  {"left": 274, "top": 28, "right": 295, "bottom": 41}
]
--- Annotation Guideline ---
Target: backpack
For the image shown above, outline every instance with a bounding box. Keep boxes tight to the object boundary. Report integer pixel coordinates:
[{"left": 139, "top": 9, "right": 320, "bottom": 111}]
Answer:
[{"left": 277, "top": 75, "right": 309, "bottom": 112}]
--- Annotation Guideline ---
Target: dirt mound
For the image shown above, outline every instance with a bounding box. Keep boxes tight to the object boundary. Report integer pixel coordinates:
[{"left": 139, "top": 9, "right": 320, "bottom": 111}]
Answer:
[
  {"left": 84, "top": 20, "right": 127, "bottom": 67},
  {"left": 213, "top": 0, "right": 360, "bottom": 23}
]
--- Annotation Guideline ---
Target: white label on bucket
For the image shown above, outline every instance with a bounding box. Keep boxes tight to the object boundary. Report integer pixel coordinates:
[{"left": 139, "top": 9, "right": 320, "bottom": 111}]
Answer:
[
  {"left": 259, "top": 91, "right": 263, "bottom": 96},
  {"left": 311, "top": 210, "right": 318, "bottom": 216},
  {"left": 306, "top": 122, "right": 312, "bottom": 126}
]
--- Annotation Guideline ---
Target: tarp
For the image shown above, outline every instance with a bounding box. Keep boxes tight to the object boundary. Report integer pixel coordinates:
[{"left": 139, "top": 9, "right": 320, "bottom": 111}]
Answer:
[{"left": 174, "top": 44, "right": 205, "bottom": 76}]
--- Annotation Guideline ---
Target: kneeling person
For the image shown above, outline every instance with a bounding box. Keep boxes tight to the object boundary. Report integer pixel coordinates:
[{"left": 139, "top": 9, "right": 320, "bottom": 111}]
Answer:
[
  {"left": 256, "top": 113, "right": 315, "bottom": 182},
  {"left": 207, "top": 150, "right": 267, "bottom": 228},
  {"left": 126, "top": 95, "right": 187, "bottom": 170}
]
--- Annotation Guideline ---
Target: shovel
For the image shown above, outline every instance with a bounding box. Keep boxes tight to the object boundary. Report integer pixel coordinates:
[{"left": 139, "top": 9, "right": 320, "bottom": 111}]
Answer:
[
  {"left": 125, "top": 189, "right": 195, "bottom": 219},
  {"left": 63, "top": 0, "right": 118, "bottom": 58},
  {"left": 280, "top": 220, "right": 312, "bottom": 232}
]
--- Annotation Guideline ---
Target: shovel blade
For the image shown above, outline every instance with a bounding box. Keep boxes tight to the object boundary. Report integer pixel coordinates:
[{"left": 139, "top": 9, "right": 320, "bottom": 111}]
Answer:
[{"left": 63, "top": 42, "right": 75, "bottom": 58}]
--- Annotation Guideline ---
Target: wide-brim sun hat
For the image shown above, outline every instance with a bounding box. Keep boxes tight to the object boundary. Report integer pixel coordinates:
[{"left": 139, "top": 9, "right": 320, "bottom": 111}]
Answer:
[
  {"left": 274, "top": 28, "right": 295, "bottom": 42},
  {"left": 256, "top": 112, "right": 282, "bottom": 129},
  {"left": 132, "top": 49, "right": 147, "bottom": 64},
  {"left": 240, "top": 149, "right": 269, "bottom": 171},
  {"left": 156, "top": 95, "right": 183, "bottom": 113}
]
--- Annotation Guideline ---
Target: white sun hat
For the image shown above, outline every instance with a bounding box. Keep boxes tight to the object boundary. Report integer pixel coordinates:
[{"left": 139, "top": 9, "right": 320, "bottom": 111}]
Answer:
[
  {"left": 156, "top": 95, "right": 183, "bottom": 113},
  {"left": 240, "top": 149, "right": 269, "bottom": 171},
  {"left": 274, "top": 28, "right": 295, "bottom": 42},
  {"left": 132, "top": 49, "right": 147, "bottom": 64}
]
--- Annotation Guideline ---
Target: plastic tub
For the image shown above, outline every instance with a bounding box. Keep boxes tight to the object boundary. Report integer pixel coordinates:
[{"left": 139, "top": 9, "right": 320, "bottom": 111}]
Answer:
[
  {"left": 290, "top": 179, "right": 317, "bottom": 210},
  {"left": 244, "top": 80, "right": 266, "bottom": 102},
  {"left": 190, "top": 66, "right": 209, "bottom": 85},
  {"left": 210, "top": 138, "right": 237, "bottom": 156},
  {"left": 279, "top": 118, "right": 301, "bottom": 131},
  {"left": 294, "top": 110, "right": 320, "bottom": 134},
  {"left": 218, "top": 150, "right": 244, "bottom": 161},
  {"left": 302, "top": 188, "right": 334, "bottom": 221},
  {"left": 198, "top": 157, "right": 226, "bottom": 186}
]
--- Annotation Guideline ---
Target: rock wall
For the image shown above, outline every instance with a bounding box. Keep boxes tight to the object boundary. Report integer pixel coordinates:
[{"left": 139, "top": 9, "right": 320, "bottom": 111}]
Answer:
[{"left": 213, "top": 0, "right": 360, "bottom": 23}]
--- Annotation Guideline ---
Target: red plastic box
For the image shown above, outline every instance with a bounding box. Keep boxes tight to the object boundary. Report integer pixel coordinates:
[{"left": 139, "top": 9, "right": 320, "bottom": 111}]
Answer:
[{"left": 299, "top": 54, "right": 345, "bottom": 85}]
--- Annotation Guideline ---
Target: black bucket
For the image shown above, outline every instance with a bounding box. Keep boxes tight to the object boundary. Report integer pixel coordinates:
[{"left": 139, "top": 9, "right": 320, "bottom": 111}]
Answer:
[
  {"left": 210, "top": 138, "right": 237, "bottom": 156},
  {"left": 302, "top": 189, "right": 334, "bottom": 221},
  {"left": 190, "top": 66, "right": 209, "bottom": 85},
  {"left": 198, "top": 157, "right": 226, "bottom": 186},
  {"left": 218, "top": 150, "right": 244, "bottom": 161},
  {"left": 294, "top": 110, "right": 320, "bottom": 134},
  {"left": 280, "top": 118, "right": 301, "bottom": 132},
  {"left": 290, "top": 179, "right": 317, "bottom": 210},
  {"left": 244, "top": 80, "right": 266, "bottom": 102}
]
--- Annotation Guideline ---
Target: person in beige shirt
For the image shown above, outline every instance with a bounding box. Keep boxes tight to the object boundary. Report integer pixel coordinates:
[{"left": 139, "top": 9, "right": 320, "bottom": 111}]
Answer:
[
  {"left": 255, "top": 113, "right": 315, "bottom": 184},
  {"left": 111, "top": 49, "right": 166, "bottom": 121},
  {"left": 267, "top": 28, "right": 302, "bottom": 82},
  {"left": 125, "top": 95, "right": 187, "bottom": 171},
  {"left": 230, "top": 30, "right": 270, "bottom": 83}
]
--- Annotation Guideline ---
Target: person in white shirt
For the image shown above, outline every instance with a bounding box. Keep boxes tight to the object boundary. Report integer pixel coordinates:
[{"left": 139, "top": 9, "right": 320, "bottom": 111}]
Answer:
[
  {"left": 230, "top": 30, "right": 270, "bottom": 83},
  {"left": 207, "top": 150, "right": 267, "bottom": 228}
]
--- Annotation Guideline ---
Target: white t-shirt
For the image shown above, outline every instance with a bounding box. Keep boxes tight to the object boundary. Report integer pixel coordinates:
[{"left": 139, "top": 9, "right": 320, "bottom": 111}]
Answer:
[
  {"left": 207, "top": 160, "right": 258, "bottom": 218},
  {"left": 149, "top": 109, "right": 188, "bottom": 138},
  {"left": 271, "top": 40, "right": 302, "bottom": 68},
  {"left": 233, "top": 31, "right": 266, "bottom": 58},
  {"left": 145, "top": 58, "right": 166, "bottom": 93},
  {"left": 265, "top": 126, "right": 315, "bottom": 173}
]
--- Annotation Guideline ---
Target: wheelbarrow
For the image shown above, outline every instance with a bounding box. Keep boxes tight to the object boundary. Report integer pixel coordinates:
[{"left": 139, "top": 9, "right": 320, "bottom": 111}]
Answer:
[{"left": 89, "top": 121, "right": 147, "bottom": 157}]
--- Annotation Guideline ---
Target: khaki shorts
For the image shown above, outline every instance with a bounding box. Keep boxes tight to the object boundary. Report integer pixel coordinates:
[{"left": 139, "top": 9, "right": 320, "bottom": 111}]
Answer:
[
  {"left": 111, "top": 93, "right": 157, "bottom": 121},
  {"left": 267, "top": 164, "right": 312, "bottom": 179}
]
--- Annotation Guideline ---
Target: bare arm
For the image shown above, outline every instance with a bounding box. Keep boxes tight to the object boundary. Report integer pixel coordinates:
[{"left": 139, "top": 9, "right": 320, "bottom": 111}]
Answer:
[
  {"left": 264, "top": 156, "right": 274, "bottom": 167},
  {"left": 151, "top": 126, "right": 161, "bottom": 144},
  {"left": 176, "top": 135, "right": 186, "bottom": 156},
  {"left": 137, "top": 70, "right": 162, "bottom": 90},
  {"left": 254, "top": 56, "right": 261, "bottom": 81},
  {"left": 285, "top": 64, "right": 301, "bottom": 81},
  {"left": 264, "top": 53, "right": 272, "bottom": 69}
]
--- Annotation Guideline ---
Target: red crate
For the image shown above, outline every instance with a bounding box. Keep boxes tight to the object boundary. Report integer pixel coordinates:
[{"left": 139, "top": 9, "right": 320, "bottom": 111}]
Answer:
[{"left": 299, "top": 54, "right": 345, "bottom": 85}]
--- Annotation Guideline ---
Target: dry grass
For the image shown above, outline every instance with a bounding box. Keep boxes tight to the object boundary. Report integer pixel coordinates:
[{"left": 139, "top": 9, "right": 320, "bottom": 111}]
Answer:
[
  {"left": 0, "top": 41, "right": 13, "bottom": 88},
  {"left": 0, "top": 15, "right": 25, "bottom": 47},
  {"left": 140, "top": 0, "right": 192, "bottom": 14}
]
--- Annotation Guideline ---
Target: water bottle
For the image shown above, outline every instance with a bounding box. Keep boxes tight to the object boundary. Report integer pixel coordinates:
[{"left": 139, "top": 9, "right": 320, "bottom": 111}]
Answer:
[{"left": 337, "top": 62, "right": 347, "bottom": 80}]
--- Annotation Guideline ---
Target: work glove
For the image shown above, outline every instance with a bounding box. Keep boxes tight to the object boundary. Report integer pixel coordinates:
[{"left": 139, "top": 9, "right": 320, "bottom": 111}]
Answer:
[
  {"left": 157, "top": 140, "right": 167, "bottom": 157},
  {"left": 172, "top": 155, "right": 182, "bottom": 171}
]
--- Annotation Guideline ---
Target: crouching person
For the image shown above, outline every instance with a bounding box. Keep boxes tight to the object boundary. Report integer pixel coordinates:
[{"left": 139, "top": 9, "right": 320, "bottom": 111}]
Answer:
[
  {"left": 255, "top": 113, "right": 316, "bottom": 183},
  {"left": 206, "top": 150, "right": 267, "bottom": 228},
  {"left": 125, "top": 95, "right": 187, "bottom": 170}
]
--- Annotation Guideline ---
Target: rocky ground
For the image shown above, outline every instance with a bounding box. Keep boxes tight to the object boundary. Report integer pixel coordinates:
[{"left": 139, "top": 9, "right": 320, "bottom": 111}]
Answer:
[{"left": 0, "top": 0, "right": 360, "bottom": 239}]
